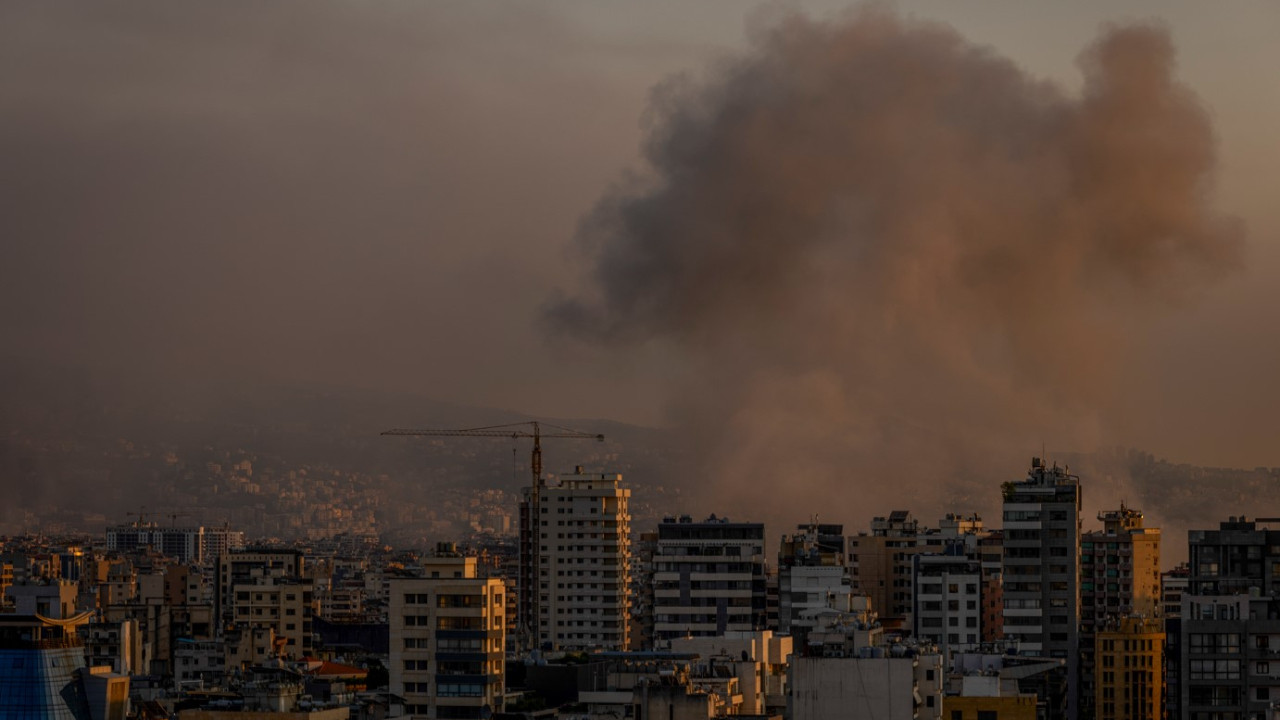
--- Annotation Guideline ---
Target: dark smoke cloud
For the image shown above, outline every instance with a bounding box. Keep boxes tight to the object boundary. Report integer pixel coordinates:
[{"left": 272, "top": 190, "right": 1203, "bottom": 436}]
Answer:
[{"left": 548, "top": 8, "right": 1243, "bottom": 526}]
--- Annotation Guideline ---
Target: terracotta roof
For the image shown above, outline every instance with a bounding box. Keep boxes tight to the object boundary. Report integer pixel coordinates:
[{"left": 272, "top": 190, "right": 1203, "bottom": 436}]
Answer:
[{"left": 301, "top": 657, "right": 368, "bottom": 678}]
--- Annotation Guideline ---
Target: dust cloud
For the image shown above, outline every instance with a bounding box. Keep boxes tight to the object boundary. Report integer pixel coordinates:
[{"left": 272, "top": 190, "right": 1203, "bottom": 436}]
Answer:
[{"left": 547, "top": 7, "right": 1243, "bottom": 529}]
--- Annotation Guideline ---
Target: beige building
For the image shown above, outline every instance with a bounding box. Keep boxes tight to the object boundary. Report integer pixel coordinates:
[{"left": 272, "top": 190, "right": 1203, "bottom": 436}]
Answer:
[
  {"left": 389, "top": 555, "right": 506, "bottom": 720},
  {"left": 848, "top": 511, "right": 926, "bottom": 627},
  {"left": 537, "top": 468, "right": 631, "bottom": 650},
  {"left": 226, "top": 579, "right": 316, "bottom": 659},
  {"left": 1095, "top": 617, "right": 1163, "bottom": 720},
  {"left": 1080, "top": 505, "right": 1161, "bottom": 720},
  {"left": 669, "top": 630, "right": 792, "bottom": 715}
]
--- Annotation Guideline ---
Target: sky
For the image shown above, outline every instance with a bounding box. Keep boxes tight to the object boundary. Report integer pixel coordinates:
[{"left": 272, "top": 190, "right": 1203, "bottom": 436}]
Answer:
[{"left": 2, "top": 0, "right": 1278, "bottom": 482}]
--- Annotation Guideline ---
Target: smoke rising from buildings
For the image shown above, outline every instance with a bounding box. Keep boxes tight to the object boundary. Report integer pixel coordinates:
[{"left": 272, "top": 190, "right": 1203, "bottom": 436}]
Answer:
[{"left": 548, "top": 8, "right": 1244, "bottom": 525}]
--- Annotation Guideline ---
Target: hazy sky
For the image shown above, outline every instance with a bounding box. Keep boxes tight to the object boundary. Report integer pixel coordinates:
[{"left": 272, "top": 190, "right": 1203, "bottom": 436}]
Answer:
[{"left": 2, "top": 1, "right": 1278, "bottom": 471}]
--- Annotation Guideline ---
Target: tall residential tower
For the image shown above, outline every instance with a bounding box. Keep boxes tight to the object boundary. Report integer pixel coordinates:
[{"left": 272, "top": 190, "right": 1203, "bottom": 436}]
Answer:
[{"left": 1001, "top": 458, "right": 1081, "bottom": 720}]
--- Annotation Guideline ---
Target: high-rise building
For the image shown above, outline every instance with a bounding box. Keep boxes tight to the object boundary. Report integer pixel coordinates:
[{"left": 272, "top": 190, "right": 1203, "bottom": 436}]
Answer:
[
  {"left": 390, "top": 554, "right": 506, "bottom": 719},
  {"left": 1079, "top": 505, "right": 1161, "bottom": 720},
  {"left": 535, "top": 467, "right": 631, "bottom": 650},
  {"left": 1180, "top": 517, "right": 1280, "bottom": 719},
  {"left": 653, "top": 515, "right": 767, "bottom": 642},
  {"left": 913, "top": 549, "right": 983, "bottom": 659},
  {"left": 106, "top": 524, "right": 243, "bottom": 567},
  {"left": 1001, "top": 458, "right": 1081, "bottom": 720},
  {"left": 778, "top": 521, "right": 850, "bottom": 646},
  {"left": 1162, "top": 563, "right": 1189, "bottom": 719},
  {"left": 1094, "top": 616, "right": 1163, "bottom": 720}
]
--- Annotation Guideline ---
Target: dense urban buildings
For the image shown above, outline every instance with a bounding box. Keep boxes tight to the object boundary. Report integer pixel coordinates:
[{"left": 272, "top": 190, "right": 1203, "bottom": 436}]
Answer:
[{"left": 15, "top": 454, "right": 1280, "bottom": 720}]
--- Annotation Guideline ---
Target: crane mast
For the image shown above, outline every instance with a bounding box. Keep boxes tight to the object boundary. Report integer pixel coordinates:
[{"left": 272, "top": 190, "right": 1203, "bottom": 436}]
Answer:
[{"left": 382, "top": 421, "right": 604, "bottom": 651}]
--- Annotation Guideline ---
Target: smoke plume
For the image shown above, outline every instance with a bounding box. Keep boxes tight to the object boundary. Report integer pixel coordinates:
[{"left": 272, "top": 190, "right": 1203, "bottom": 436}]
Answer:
[{"left": 547, "top": 8, "right": 1243, "bottom": 527}]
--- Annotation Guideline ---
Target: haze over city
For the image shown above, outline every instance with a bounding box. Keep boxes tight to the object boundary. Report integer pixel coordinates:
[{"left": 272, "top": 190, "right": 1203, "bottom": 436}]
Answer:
[{"left": 3, "top": 1, "right": 1279, "bottom": 537}]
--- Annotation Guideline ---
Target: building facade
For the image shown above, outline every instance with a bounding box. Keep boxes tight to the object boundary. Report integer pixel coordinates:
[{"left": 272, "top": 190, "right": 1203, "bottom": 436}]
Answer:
[
  {"left": 390, "top": 555, "right": 506, "bottom": 720},
  {"left": 1079, "top": 505, "right": 1161, "bottom": 720},
  {"left": 913, "top": 550, "right": 983, "bottom": 660},
  {"left": 1180, "top": 517, "right": 1280, "bottom": 720},
  {"left": 537, "top": 468, "right": 631, "bottom": 650},
  {"left": 778, "top": 522, "right": 850, "bottom": 646},
  {"left": 653, "top": 515, "right": 766, "bottom": 642},
  {"left": 1094, "top": 616, "right": 1163, "bottom": 720},
  {"left": 1000, "top": 458, "right": 1081, "bottom": 720}
]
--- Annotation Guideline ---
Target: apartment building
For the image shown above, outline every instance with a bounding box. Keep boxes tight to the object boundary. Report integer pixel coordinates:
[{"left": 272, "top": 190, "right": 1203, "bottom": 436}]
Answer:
[
  {"left": 653, "top": 514, "right": 766, "bottom": 642},
  {"left": 390, "top": 555, "right": 506, "bottom": 719},
  {"left": 537, "top": 468, "right": 631, "bottom": 650}
]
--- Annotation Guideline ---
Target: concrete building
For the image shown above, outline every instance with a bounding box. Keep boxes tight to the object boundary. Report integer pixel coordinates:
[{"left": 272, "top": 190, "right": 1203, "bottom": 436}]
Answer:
[
  {"left": 389, "top": 555, "right": 505, "bottom": 720},
  {"left": 629, "top": 530, "right": 658, "bottom": 651},
  {"left": 848, "top": 511, "right": 925, "bottom": 627},
  {"left": 791, "top": 596, "right": 943, "bottom": 720},
  {"left": 979, "top": 531, "right": 1005, "bottom": 644},
  {"left": 669, "top": 630, "right": 793, "bottom": 715},
  {"left": 533, "top": 468, "right": 631, "bottom": 651},
  {"left": 944, "top": 676, "right": 1038, "bottom": 720},
  {"left": 225, "top": 578, "right": 316, "bottom": 659},
  {"left": 947, "top": 651, "right": 1066, "bottom": 720},
  {"left": 778, "top": 521, "right": 851, "bottom": 646},
  {"left": 653, "top": 515, "right": 766, "bottom": 642},
  {"left": 1079, "top": 505, "right": 1161, "bottom": 720},
  {"left": 1094, "top": 616, "right": 1162, "bottom": 720},
  {"left": 1179, "top": 517, "right": 1280, "bottom": 720},
  {"left": 216, "top": 549, "right": 306, "bottom": 625},
  {"left": 107, "top": 523, "right": 202, "bottom": 563},
  {"left": 578, "top": 653, "right": 744, "bottom": 720},
  {"left": 1161, "top": 564, "right": 1189, "bottom": 719},
  {"left": 1000, "top": 458, "right": 1081, "bottom": 720},
  {"left": 913, "top": 550, "right": 983, "bottom": 660},
  {"left": 1162, "top": 564, "right": 1189, "bottom": 619},
  {"left": 6, "top": 579, "right": 78, "bottom": 618},
  {"left": 83, "top": 618, "right": 143, "bottom": 676},
  {"left": 792, "top": 635, "right": 944, "bottom": 720}
]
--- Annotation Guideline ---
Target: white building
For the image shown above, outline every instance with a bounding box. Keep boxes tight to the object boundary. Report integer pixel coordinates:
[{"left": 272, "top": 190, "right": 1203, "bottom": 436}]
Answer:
[
  {"left": 389, "top": 555, "right": 506, "bottom": 719},
  {"left": 912, "top": 552, "right": 983, "bottom": 659},
  {"left": 779, "top": 522, "right": 851, "bottom": 647},
  {"left": 538, "top": 468, "right": 631, "bottom": 650}
]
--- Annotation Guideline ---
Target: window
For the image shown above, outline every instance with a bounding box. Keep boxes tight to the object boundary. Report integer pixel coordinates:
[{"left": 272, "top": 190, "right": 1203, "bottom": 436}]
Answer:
[{"left": 978, "top": 712, "right": 997, "bottom": 720}]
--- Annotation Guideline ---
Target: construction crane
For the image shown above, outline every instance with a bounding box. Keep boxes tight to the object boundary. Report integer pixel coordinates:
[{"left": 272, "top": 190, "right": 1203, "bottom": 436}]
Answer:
[
  {"left": 165, "top": 511, "right": 192, "bottom": 528},
  {"left": 382, "top": 420, "right": 605, "bottom": 651},
  {"left": 125, "top": 506, "right": 152, "bottom": 529}
]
